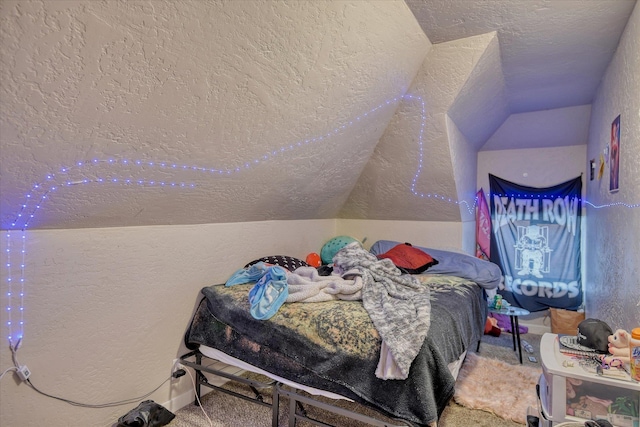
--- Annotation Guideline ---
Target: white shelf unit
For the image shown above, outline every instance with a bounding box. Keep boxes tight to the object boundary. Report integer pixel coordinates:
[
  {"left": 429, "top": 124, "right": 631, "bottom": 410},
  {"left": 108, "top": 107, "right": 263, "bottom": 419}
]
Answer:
[{"left": 538, "top": 333, "right": 639, "bottom": 427}]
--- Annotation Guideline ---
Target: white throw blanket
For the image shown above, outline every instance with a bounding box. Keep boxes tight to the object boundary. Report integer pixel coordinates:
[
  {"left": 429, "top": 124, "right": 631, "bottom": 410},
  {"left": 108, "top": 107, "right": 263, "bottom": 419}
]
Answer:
[
  {"left": 298, "top": 242, "right": 431, "bottom": 380},
  {"left": 285, "top": 266, "right": 363, "bottom": 302}
]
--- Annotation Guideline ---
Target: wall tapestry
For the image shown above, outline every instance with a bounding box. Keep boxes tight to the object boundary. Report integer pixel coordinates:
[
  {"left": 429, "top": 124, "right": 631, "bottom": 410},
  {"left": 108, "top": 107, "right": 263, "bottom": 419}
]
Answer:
[
  {"left": 489, "top": 174, "right": 583, "bottom": 312},
  {"left": 475, "top": 188, "right": 491, "bottom": 260}
]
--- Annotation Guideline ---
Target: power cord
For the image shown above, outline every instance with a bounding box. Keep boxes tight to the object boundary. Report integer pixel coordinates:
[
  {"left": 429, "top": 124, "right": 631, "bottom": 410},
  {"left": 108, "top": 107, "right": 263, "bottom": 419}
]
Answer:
[
  {"left": 25, "top": 376, "right": 173, "bottom": 408},
  {"left": 0, "top": 366, "right": 19, "bottom": 381},
  {"left": 6, "top": 337, "right": 31, "bottom": 381},
  {"left": 7, "top": 338, "right": 212, "bottom": 424},
  {"left": 6, "top": 337, "right": 173, "bottom": 409},
  {"left": 183, "top": 366, "right": 214, "bottom": 427}
]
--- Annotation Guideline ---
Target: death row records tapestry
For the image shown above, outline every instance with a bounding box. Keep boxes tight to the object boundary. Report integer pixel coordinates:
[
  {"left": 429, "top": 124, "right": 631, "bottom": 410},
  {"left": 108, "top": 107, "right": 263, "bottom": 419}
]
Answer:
[{"left": 489, "top": 175, "right": 583, "bottom": 312}]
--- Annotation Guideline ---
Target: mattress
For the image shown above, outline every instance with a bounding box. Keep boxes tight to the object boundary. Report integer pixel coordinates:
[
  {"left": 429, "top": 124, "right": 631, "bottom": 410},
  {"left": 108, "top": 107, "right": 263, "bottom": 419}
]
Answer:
[
  {"left": 185, "top": 273, "right": 487, "bottom": 426},
  {"left": 198, "top": 344, "right": 467, "bottom": 401}
]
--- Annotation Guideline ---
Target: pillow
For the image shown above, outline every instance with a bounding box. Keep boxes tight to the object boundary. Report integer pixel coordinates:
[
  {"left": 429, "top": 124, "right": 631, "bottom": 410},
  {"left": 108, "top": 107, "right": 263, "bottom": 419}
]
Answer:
[
  {"left": 320, "top": 235, "right": 360, "bottom": 264},
  {"left": 245, "top": 255, "right": 308, "bottom": 272},
  {"left": 376, "top": 242, "right": 438, "bottom": 274},
  {"left": 370, "top": 240, "right": 502, "bottom": 289}
]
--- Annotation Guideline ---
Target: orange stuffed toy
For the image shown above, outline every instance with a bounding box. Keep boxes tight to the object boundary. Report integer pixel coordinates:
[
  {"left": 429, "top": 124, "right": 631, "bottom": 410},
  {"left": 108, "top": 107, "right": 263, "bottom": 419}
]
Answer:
[{"left": 484, "top": 316, "right": 501, "bottom": 337}]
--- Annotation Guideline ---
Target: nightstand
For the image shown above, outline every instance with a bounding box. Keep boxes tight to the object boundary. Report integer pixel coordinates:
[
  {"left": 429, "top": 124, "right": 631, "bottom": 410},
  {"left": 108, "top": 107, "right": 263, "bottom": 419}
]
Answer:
[
  {"left": 537, "top": 333, "right": 639, "bottom": 427},
  {"left": 488, "top": 305, "right": 530, "bottom": 364}
]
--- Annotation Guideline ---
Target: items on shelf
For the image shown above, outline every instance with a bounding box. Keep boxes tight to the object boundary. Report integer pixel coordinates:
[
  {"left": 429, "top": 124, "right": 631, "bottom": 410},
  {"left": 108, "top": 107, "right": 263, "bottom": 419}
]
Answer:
[{"left": 537, "top": 333, "right": 639, "bottom": 427}]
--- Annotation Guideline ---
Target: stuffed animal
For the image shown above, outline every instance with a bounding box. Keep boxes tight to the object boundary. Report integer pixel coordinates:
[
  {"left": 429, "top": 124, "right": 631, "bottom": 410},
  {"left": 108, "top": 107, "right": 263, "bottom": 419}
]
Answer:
[
  {"left": 484, "top": 316, "right": 501, "bottom": 337},
  {"left": 569, "top": 395, "right": 609, "bottom": 419},
  {"left": 602, "top": 329, "right": 631, "bottom": 364},
  {"left": 565, "top": 377, "right": 582, "bottom": 400}
]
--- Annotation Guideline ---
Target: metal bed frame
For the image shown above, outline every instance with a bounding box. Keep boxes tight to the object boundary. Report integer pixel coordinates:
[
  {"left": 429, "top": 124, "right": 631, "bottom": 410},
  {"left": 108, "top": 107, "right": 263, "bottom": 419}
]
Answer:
[{"left": 179, "top": 350, "right": 416, "bottom": 427}]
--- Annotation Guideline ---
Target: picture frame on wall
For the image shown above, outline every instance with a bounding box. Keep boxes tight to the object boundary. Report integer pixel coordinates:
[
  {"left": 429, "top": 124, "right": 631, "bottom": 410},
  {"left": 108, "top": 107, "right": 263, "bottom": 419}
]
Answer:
[{"left": 609, "top": 114, "right": 620, "bottom": 193}]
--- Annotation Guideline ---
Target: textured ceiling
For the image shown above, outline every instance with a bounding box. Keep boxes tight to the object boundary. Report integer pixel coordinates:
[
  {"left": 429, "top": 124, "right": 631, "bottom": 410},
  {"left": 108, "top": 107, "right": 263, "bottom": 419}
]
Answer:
[
  {"left": 0, "top": 0, "right": 636, "bottom": 230},
  {"left": 405, "top": 0, "right": 637, "bottom": 114},
  {"left": 341, "top": 31, "right": 507, "bottom": 222},
  {"left": 0, "top": 0, "right": 429, "bottom": 229}
]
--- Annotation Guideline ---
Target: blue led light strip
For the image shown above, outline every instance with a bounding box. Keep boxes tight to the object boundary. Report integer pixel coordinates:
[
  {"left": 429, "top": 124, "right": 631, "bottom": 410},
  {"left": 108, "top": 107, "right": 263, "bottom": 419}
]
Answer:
[
  {"left": 11, "top": 176, "right": 198, "bottom": 230},
  {"left": 5, "top": 231, "right": 14, "bottom": 343},
  {"left": 2, "top": 93, "right": 639, "bottom": 342},
  {"left": 583, "top": 200, "right": 640, "bottom": 209},
  {"left": 3, "top": 230, "right": 26, "bottom": 345},
  {"left": 483, "top": 192, "right": 640, "bottom": 210},
  {"left": 8, "top": 97, "right": 417, "bottom": 230},
  {"left": 9, "top": 95, "right": 639, "bottom": 231},
  {"left": 403, "top": 94, "right": 482, "bottom": 215},
  {"left": 18, "top": 232, "right": 25, "bottom": 343}
]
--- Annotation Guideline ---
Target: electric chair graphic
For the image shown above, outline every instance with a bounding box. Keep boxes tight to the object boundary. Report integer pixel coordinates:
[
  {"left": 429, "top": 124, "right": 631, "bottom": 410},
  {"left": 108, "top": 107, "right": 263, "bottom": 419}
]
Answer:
[{"left": 514, "top": 225, "right": 552, "bottom": 278}]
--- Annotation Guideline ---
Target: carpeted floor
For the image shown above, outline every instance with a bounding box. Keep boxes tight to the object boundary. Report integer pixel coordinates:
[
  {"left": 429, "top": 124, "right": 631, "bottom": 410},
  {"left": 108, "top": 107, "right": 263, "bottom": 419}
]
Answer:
[{"left": 169, "top": 332, "right": 543, "bottom": 427}]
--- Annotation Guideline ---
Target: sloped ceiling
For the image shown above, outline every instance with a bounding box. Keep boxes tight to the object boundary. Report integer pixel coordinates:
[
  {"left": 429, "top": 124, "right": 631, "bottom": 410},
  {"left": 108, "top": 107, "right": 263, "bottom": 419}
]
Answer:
[
  {"left": 0, "top": 0, "right": 429, "bottom": 229},
  {"left": 341, "top": 32, "right": 508, "bottom": 222},
  {"left": 0, "top": 0, "right": 636, "bottom": 230},
  {"left": 406, "top": 0, "right": 637, "bottom": 114},
  {"left": 342, "top": 0, "right": 635, "bottom": 222}
]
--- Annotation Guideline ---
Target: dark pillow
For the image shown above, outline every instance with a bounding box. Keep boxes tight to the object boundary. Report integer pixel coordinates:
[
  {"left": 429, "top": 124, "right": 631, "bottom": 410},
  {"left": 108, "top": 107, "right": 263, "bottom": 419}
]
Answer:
[
  {"left": 245, "top": 255, "right": 308, "bottom": 272},
  {"left": 376, "top": 243, "right": 438, "bottom": 274}
]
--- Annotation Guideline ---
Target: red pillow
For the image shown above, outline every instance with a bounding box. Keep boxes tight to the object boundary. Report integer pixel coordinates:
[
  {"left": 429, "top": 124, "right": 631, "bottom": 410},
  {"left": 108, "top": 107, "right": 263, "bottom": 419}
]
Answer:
[{"left": 376, "top": 243, "right": 438, "bottom": 274}]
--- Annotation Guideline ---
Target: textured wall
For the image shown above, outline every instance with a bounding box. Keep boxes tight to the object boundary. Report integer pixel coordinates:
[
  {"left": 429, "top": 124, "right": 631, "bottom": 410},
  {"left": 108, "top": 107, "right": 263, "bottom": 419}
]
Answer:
[
  {"left": 483, "top": 105, "right": 592, "bottom": 151},
  {"left": 0, "top": 1, "right": 433, "bottom": 425},
  {"left": 337, "top": 219, "right": 466, "bottom": 252},
  {"left": 0, "top": 0, "right": 428, "bottom": 230},
  {"left": 585, "top": 2, "right": 640, "bottom": 331},
  {"left": 341, "top": 32, "right": 507, "bottom": 224},
  {"left": 477, "top": 146, "right": 588, "bottom": 197},
  {"left": 0, "top": 220, "right": 336, "bottom": 426}
]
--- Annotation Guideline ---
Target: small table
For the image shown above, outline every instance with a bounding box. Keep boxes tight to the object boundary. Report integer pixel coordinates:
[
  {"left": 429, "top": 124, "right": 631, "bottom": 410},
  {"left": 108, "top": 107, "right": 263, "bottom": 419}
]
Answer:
[{"left": 488, "top": 306, "right": 530, "bottom": 364}]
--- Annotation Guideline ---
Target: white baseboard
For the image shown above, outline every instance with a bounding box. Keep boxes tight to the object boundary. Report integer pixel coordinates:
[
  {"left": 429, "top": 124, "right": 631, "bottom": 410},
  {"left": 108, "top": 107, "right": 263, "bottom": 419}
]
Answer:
[{"left": 163, "top": 387, "right": 206, "bottom": 413}]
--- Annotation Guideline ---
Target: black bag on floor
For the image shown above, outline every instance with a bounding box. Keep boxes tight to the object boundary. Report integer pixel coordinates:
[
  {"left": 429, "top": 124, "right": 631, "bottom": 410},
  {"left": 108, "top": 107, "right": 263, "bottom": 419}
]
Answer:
[{"left": 116, "top": 400, "right": 175, "bottom": 427}]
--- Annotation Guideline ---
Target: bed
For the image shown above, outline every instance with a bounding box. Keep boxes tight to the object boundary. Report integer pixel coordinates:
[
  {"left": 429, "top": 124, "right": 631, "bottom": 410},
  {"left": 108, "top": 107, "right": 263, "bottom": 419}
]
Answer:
[{"left": 181, "top": 240, "right": 501, "bottom": 426}]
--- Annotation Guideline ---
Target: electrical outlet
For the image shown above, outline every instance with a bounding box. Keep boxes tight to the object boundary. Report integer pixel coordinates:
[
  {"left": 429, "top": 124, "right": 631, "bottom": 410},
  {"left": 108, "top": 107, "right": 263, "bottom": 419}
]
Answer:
[{"left": 171, "top": 358, "right": 182, "bottom": 375}]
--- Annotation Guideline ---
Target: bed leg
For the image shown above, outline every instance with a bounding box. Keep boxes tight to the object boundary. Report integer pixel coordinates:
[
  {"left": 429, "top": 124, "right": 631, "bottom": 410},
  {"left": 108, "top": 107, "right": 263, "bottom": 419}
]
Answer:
[
  {"left": 194, "top": 351, "right": 202, "bottom": 406},
  {"left": 288, "top": 395, "right": 297, "bottom": 427},
  {"left": 271, "top": 383, "right": 280, "bottom": 427}
]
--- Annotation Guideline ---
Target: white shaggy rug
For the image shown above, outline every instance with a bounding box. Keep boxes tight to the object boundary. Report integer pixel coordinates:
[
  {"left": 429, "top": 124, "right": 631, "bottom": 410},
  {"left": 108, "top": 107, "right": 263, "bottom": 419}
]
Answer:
[{"left": 454, "top": 352, "right": 542, "bottom": 424}]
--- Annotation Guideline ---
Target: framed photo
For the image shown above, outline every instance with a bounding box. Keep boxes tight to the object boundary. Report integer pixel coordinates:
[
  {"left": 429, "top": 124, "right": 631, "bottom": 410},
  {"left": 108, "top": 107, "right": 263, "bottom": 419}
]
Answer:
[{"left": 609, "top": 115, "right": 620, "bottom": 193}]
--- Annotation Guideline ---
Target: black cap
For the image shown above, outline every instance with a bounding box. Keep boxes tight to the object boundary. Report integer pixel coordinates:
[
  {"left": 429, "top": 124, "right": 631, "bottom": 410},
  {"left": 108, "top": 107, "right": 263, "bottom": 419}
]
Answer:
[{"left": 577, "top": 318, "right": 613, "bottom": 353}]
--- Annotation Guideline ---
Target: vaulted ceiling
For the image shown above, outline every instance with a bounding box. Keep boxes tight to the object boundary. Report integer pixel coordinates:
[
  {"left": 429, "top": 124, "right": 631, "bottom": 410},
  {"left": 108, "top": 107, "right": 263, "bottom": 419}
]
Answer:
[
  {"left": 0, "top": 0, "right": 636, "bottom": 230},
  {"left": 408, "top": 0, "right": 636, "bottom": 115},
  {"left": 406, "top": 0, "right": 636, "bottom": 151}
]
